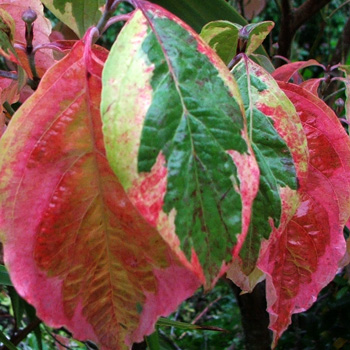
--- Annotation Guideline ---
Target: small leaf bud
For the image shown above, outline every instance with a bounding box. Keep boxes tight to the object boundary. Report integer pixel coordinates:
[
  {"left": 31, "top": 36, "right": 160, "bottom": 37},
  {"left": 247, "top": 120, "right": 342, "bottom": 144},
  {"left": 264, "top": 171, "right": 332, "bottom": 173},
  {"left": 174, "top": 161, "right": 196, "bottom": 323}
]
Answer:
[{"left": 22, "top": 8, "right": 37, "bottom": 24}]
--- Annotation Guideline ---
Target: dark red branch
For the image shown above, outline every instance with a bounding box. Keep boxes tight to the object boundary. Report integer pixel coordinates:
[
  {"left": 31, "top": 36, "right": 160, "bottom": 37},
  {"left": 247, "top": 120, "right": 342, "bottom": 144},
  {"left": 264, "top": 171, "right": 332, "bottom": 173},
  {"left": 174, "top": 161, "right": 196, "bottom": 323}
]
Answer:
[{"left": 276, "top": 0, "right": 333, "bottom": 65}]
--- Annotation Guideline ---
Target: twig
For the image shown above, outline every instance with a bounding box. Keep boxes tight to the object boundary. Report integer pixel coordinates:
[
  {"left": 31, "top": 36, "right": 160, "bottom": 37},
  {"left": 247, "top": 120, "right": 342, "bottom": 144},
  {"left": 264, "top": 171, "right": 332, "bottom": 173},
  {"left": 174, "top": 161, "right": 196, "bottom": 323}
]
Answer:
[
  {"left": 103, "top": 14, "right": 132, "bottom": 33},
  {"left": 158, "top": 329, "right": 183, "bottom": 350},
  {"left": 293, "top": 0, "right": 332, "bottom": 31},
  {"left": 323, "top": 87, "right": 345, "bottom": 102},
  {"left": 95, "top": 0, "right": 125, "bottom": 38},
  {"left": 179, "top": 296, "right": 222, "bottom": 339},
  {"left": 330, "top": 15, "right": 350, "bottom": 65},
  {"left": 276, "top": 0, "right": 333, "bottom": 65},
  {"left": 42, "top": 325, "right": 73, "bottom": 350},
  {"left": 328, "top": 0, "right": 350, "bottom": 19},
  {"left": 192, "top": 297, "right": 221, "bottom": 325},
  {"left": 0, "top": 317, "right": 41, "bottom": 349}
]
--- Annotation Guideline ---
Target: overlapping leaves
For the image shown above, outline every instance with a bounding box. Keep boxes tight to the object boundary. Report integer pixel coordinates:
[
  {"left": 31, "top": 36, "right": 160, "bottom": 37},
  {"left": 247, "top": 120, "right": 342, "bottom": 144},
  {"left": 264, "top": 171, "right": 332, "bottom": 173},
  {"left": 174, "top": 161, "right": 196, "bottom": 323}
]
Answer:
[
  {"left": 0, "top": 29, "right": 200, "bottom": 350},
  {"left": 0, "top": 1, "right": 349, "bottom": 349},
  {"left": 229, "top": 56, "right": 307, "bottom": 276},
  {"left": 40, "top": 0, "right": 104, "bottom": 37},
  {"left": 258, "top": 83, "right": 350, "bottom": 346},
  {"left": 101, "top": 1, "right": 262, "bottom": 286}
]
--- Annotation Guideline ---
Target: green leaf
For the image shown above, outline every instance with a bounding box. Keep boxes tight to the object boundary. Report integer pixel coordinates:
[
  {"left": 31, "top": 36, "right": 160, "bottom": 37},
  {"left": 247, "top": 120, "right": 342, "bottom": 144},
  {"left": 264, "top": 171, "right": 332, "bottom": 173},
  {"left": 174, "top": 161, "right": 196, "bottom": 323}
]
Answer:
[
  {"left": 151, "top": 0, "right": 268, "bottom": 57},
  {"left": 24, "top": 302, "right": 42, "bottom": 350},
  {"left": 231, "top": 56, "right": 307, "bottom": 273},
  {"left": 0, "top": 265, "right": 12, "bottom": 286},
  {"left": 157, "top": 317, "right": 229, "bottom": 332},
  {"left": 9, "top": 287, "right": 25, "bottom": 326},
  {"left": 40, "top": 0, "right": 104, "bottom": 37},
  {"left": 146, "top": 330, "right": 160, "bottom": 350},
  {"left": 240, "top": 21, "right": 274, "bottom": 55},
  {"left": 251, "top": 54, "right": 275, "bottom": 73},
  {"left": 200, "top": 20, "right": 240, "bottom": 64},
  {"left": 101, "top": 4, "right": 259, "bottom": 285},
  {"left": 200, "top": 20, "right": 274, "bottom": 65}
]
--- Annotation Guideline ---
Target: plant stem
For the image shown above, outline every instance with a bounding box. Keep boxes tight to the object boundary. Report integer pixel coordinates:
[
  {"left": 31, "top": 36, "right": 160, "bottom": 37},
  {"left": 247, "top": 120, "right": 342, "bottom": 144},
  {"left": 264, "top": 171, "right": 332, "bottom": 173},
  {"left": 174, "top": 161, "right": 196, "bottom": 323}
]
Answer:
[
  {"left": 42, "top": 325, "right": 73, "bottom": 350},
  {"left": 96, "top": 0, "right": 125, "bottom": 37},
  {"left": 104, "top": 14, "right": 132, "bottom": 33},
  {"left": 23, "top": 20, "right": 40, "bottom": 87},
  {"left": 0, "top": 318, "right": 41, "bottom": 350},
  {"left": 28, "top": 52, "right": 39, "bottom": 84},
  {"left": 276, "top": 0, "right": 333, "bottom": 65}
]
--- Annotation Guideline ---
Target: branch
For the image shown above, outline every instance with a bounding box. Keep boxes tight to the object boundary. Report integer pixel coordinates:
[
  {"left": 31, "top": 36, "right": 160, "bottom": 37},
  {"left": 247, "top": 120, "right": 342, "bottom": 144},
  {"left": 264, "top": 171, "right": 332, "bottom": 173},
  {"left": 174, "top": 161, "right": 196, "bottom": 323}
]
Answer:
[
  {"left": 276, "top": 0, "right": 332, "bottom": 65},
  {"left": 95, "top": 0, "right": 125, "bottom": 36},
  {"left": 320, "top": 15, "right": 350, "bottom": 108},
  {"left": 330, "top": 15, "right": 350, "bottom": 65},
  {"left": 293, "top": 0, "right": 332, "bottom": 30},
  {"left": 0, "top": 318, "right": 41, "bottom": 350},
  {"left": 275, "top": 0, "right": 293, "bottom": 64}
]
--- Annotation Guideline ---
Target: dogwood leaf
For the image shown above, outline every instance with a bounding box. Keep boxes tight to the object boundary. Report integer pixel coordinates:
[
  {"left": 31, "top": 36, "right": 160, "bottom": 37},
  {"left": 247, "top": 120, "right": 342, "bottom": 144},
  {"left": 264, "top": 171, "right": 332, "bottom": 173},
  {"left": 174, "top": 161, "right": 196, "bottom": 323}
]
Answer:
[
  {"left": 258, "top": 82, "right": 350, "bottom": 347},
  {"left": 101, "top": 2, "right": 260, "bottom": 286},
  {"left": 200, "top": 20, "right": 240, "bottom": 64},
  {"left": 0, "top": 31, "right": 200, "bottom": 350},
  {"left": 40, "top": 0, "right": 104, "bottom": 37},
  {"left": 272, "top": 59, "right": 324, "bottom": 83},
  {"left": 241, "top": 21, "right": 274, "bottom": 55},
  {"left": 300, "top": 78, "right": 323, "bottom": 96},
  {"left": 229, "top": 56, "right": 308, "bottom": 275}
]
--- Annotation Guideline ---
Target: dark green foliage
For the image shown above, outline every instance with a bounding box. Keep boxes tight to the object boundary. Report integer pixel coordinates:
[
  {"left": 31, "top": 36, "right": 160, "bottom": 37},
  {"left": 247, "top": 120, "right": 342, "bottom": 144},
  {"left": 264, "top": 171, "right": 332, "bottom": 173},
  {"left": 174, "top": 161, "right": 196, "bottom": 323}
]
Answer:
[
  {"left": 277, "top": 269, "right": 350, "bottom": 349},
  {"left": 160, "top": 280, "right": 245, "bottom": 350}
]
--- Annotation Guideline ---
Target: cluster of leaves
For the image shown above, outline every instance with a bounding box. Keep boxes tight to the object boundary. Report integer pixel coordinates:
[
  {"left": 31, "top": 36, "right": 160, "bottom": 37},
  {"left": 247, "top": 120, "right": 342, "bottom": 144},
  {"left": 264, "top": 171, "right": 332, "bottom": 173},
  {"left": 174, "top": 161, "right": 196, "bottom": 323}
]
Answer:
[{"left": 0, "top": 0, "right": 349, "bottom": 349}]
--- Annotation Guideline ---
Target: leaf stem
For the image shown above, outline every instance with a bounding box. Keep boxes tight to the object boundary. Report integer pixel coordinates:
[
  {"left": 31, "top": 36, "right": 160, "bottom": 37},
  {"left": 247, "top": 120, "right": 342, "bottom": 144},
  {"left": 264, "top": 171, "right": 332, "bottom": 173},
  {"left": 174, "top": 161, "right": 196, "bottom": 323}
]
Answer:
[
  {"left": 103, "top": 14, "right": 132, "bottom": 34},
  {"left": 28, "top": 52, "right": 39, "bottom": 83},
  {"left": 22, "top": 9, "right": 40, "bottom": 87},
  {"left": 95, "top": 0, "right": 125, "bottom": 38},
  {"left": 42, "top": 325, "right": 73, "bottom": 350}
]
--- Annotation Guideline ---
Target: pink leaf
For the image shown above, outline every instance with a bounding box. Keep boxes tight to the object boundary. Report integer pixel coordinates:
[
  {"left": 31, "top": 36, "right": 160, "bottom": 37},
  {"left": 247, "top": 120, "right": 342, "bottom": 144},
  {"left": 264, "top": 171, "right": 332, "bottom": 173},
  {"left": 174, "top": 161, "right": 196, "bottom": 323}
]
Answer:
[
  {"left": 272, "top": 59, "right": 324, "bottom": 83},
  {"left": 258, "top": 82, "right": 350, "bottom": 347},
  {"left": 0, "top": 30, "right": 200, "bottom": 350},
  {"left": 299, "top": 78, "right": 323, "bottom": 96}
]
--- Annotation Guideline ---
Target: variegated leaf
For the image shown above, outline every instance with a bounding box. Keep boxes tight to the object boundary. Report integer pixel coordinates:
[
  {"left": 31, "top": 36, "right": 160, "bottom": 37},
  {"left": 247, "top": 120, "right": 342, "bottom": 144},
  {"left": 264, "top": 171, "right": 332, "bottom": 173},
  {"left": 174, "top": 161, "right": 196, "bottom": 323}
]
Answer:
[
  {"left": 101, "top": 2, "right": 260, "bottom": 286},
  {"left": 0, "top": 30, "right": 200, "bottom": 350}
]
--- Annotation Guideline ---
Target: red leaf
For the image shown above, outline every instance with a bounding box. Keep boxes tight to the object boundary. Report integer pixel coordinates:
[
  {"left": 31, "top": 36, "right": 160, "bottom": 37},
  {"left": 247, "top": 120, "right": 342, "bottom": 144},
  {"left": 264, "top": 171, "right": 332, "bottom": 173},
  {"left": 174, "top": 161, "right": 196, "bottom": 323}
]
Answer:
[
  {"left": 299, "top": 78, "right": 323, "bottom": 96},
  {"left": 272, "top": 59, "right": 324, "bottom": 83},
  {"left": 258, "top": 82, "right": 350, "bottom": 346},
  {"left": 242, "top": 0, "right": 267, "bottom": 20},
  {"left": 0, "top": 30, "right": 200, "bottom": 349}
]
